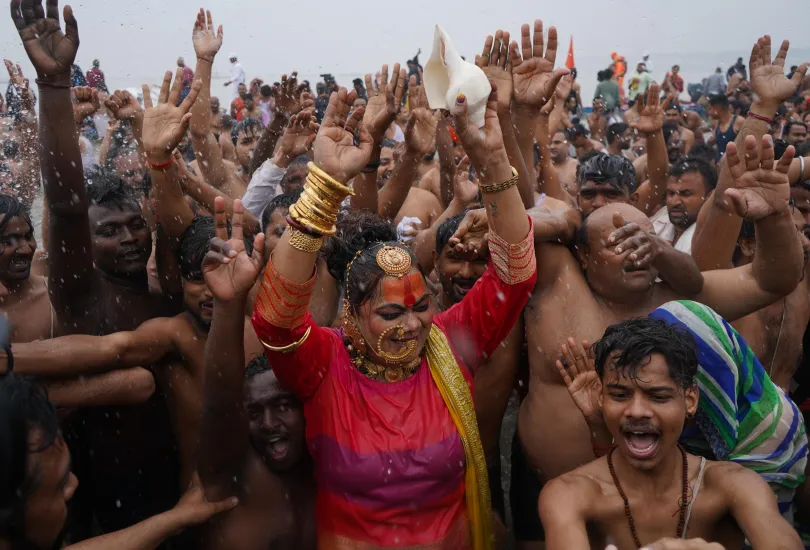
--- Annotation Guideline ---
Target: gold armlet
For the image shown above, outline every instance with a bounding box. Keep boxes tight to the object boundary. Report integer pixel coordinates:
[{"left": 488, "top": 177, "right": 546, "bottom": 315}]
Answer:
[
  {"left": 288, "top": 228, "right": 324, "bottom": 253},
  {"left": 478, "top": 166, "right": 518, "bottom": 194},
  {"left": 260, "top": 326, "right": 312, "bottom": 354}
]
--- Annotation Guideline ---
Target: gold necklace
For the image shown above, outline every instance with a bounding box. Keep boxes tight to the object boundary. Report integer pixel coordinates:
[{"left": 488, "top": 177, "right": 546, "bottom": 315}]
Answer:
[{"left": 350, "top": 352, "right": 422, "bottom": 383}]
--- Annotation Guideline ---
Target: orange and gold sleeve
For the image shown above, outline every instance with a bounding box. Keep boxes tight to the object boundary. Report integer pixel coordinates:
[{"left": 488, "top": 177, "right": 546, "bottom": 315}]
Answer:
[
  {"left": 255, "top": 255, "right": 316, "bottom": 330},
  {"left": 486, "top": 217, "right": 536, "bottom": 285}
]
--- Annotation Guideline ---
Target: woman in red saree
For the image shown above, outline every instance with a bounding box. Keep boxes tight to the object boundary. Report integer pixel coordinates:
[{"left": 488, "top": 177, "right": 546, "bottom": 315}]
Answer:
[{"left": 209, "top": 83, "right": 536, "bottom": 548}]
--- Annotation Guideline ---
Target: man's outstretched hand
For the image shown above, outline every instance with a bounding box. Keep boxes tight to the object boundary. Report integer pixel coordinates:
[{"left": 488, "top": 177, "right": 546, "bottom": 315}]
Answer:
[
  {"left": 11, "top": 0, "right": 79, "bottom": 86},
  {"left": 749, "top": 35, "right": 808, "bottom": 109},
  {"left": 141, "top": 69, "right": 202, "bottom": 164},
  {"left": 192, "top": 9, "right": 222, "bottom": 63},
  {"left": 724, "top": 134, "right": 793, "bottom": 221}
]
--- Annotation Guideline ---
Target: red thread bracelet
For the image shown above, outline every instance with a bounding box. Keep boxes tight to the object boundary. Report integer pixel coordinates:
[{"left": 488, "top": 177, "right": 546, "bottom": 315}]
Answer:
[
  {"left": 145, "top": 155, "right": 175, "bottom": 170},
  {"left": 747, "top": 112, "right": 773, "bottom": 125}
]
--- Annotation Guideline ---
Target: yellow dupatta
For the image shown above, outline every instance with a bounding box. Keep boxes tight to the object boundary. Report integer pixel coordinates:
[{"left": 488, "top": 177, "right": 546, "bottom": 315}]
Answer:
[{"left": 425, "top": 325, "right": 494, "bottom": 550}]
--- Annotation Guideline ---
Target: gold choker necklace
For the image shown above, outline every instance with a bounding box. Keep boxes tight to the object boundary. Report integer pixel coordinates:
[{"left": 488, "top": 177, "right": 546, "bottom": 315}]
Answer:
[{"left": 349, "top": 352, "right": 422, "bottom": 383}]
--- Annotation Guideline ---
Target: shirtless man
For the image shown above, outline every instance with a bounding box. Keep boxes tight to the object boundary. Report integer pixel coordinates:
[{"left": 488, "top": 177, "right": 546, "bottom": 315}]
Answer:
[
  {"left": 548, "top": 131, "right": 578, "bottom": 197},
  {"left": 210, "top": 96, "right": 223, "bottom": 135},
  {"left": 12, "top": 3, "right": 191, "bottom": 535},
  {"left": 519, "top": 128, "right": 803, "bottom": 489},
  {"left": 691, "top": 37, "right": 810, "bottom": 392},
  {"left": 239, "top": 93, "right": 262, "bottom": 122},
  {"left": 0, "top": 195, "right": 53, "bottom": 342},
  {"left": 541, "top": 317, "right": 802, "bottom": 550},
  {"left": 606, "top": 122, "right": 633, "bottom": 159},
  {"left": 665, "top": 103, "right": 696, "bottom": 154},
  {"left": 0, "top": 371, "right": 236, "bottom": 550},
  {"left": 197, "top": 202, "right": 316, "bottom": 549},
  {"left": 566, "top": 123, "right": 605, "bottom": 160}
]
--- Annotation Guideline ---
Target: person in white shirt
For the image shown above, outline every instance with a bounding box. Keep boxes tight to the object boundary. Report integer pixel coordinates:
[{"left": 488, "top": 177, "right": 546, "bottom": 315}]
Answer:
[
  {"left": 224, "top": 52, "right": 246, "bottom": 101},
  {"left": 651, "top": 157, "right": 717, "bottom": 254},
  {"left": 242, "top": 154, "right": 310, "bottom": 220}
]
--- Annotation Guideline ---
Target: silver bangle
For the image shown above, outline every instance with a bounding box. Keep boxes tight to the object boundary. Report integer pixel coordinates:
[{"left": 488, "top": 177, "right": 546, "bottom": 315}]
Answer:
[{"left": 800, "top": 156, "right": 805, "bottom": 183}]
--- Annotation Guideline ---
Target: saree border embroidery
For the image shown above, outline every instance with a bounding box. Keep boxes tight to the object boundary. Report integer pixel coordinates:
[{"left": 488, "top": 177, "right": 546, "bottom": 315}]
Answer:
[
  {"left": 255, "top": 255, "right": 316, "bottom": 329},
  {"left": 487, "top": 217, "right": 536, "bottom": 285},
  {"left": 426, "top": 325, "right": 494, "bottom": 550}
]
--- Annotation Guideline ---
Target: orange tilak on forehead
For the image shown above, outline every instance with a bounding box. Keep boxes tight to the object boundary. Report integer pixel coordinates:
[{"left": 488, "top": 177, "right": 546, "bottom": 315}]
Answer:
[{"left": 382, "top": 273, "right": 426, "bottom": 308}]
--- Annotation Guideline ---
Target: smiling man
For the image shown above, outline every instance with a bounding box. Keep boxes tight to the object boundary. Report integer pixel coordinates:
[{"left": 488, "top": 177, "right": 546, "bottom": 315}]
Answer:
[
  {"left": 540, "top": 316, "right": 803, "bottom": 550},
  {"left": 0, "top": 194, "right": 54, "bottom": 343}
]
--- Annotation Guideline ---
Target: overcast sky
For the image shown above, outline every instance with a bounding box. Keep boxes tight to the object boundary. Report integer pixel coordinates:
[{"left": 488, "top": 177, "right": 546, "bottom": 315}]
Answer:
[{"left": 2, "top": 0, "right": 810, "bottom": 100}]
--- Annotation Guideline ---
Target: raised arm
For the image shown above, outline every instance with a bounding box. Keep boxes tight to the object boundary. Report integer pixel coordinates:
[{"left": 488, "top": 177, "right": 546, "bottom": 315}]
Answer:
[
  {"left": 12, "top": 0, "right": 96, "bottom": 329},
  {"left": 251, "top": 88, "right": 368, "bottom": 397},
  {"left": 508, "top": 21, "right": 569, "bottom": 209},
  {"left": 631, "top": 84, "right": 670, "bottom": 217},
  {"left": 188, "top": 9, "right": 243, "bottom": 197},
  {"left": 139, "top": 69, "right": 202, "bottom": 241},
  {"left": 697, "top": 134, "right": 802, "bottom": 320},
  {"left": 3, "top": 61, "right": 40, "bottom": 205},
  {"left": 199, "top": 198, "right": 265, "bottom": 498},
  {"left": 104, "top": 89, "right": 146, "bottom": 166},
  {"left": 693, "top": 36, "right": 808, "bottom": 270},
  {"left": 350, "top": 64, "right": 405, "bottom": 214}
]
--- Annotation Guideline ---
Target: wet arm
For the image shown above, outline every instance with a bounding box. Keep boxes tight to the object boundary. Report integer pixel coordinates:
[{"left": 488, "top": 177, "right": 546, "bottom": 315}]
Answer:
[
  {"left": 633, "top": 126, "right": 668, "bottom": 217},
  {"left": 539, "top": 477, "right": 592, "bottom": 550},
  {"left": 378, "top": 150, "right": 419, "bottom": 220},
  {"left": 506, "top": 106, "right": 537, "bottom": 209},
  {"left": 652, "top": 239, "right": 705, "bottom": 296},
  {"left": 6, "top": 318, "right": 177, "bottom": 377},
  {"left": 181, "top": 167, "right": 260, "bottom": 235},
  {"left": 151, "top": 161, "right": 196, "bottom": 242},
  {"left": 412, "top": 197, "right": 470, "bottom": 274},
  {"left": 248, "top": 114, "right": 286, "bottom": 177},
  {"left": 436, "top": 120, "right": 456, "bottom": 208},
  {"left": 38, "top": 86, "right": 96, "bottom": 329},
  {"left": 199, "top": 297, "right": 251, "bottom": 499},
  {"left": 45, "top": 368, "right": 156, "bottom": 408},
  {"left": 190, "top": 57, "right": 242, "bottom": 197},
  {"left": 65, "top": 508, "right": 199, "bottom": 550},
  {"left": 348, "top": 144, "right": 380, "bottom": 212}
]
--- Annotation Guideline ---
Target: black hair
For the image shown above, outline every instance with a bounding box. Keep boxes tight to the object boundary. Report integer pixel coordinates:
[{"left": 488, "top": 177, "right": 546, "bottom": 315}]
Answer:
[
  {"left": 381, "top": 138, "right": 397, "bottom": 150},
  {"left": 785, "top": 121, "right": 808, "bottom": 135},
  {"left": 577, "top": 153, "right": 636, "bottom": 193},
  {"left": 0, "top": 194, "right": 32, "bottom": 236},
  {"left": 261, "top": 188, "right": 302, "bottom": 232},
  {"left": 670, "top": 157, "right": 718, "bottom": 191},
  {"left": 435, "top": 211, "right": 468, "bottom": 254},
  {"left": 592, "top": 317, "right": 698, "bottom": 389},
  {"left": 565, "top": 123, "right": 589, "bottom": 142},
  {"left": 708, "top": 95, "right": 730, "bottom": 108},
  {"left": 85, "top": 166, "right": 142, "bottom": 209},
  {"left": 323, "top": 210, "right": 398, "bottom": 288},
  {"left": 260, "top": 85, "right": 272, "bottom": 97},
  {"left": 244, "top": 93, "right": 254, "bottom": 101},
  {"left": 662, "top": 121, "right": 680, "bottom": 145},
  {"left": 245, "top": 354, "right": 271, "bottom": 380},
  {"left": 796, "top": 140, "right": 810, "bottom": 158},
  {"left": 606, "top": 123, "right": 629, "bottom": 145},
  {"left": 685, "top": 143, "right": 716, "bottom": 165},
  {"left": 0, "top": 373, "right": 59, "bottom": 540},
  {"left": 231, "top": 117, "right": 264, "bottom": 145},
  {"left": 177, "top": 215, "right": 253, "bottom": 280},
  {"left": 597, "top": 70, "right": 606, "bottom": 82},
  {"left": 604, "top": 68, "right": 614, "bottom": 79},
  {"left": 220, "top": 114, "right": 234, "bottom": 130}
]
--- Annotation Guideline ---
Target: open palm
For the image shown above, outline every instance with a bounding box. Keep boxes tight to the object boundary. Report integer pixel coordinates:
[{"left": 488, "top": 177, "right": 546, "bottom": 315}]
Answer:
[
  {"left": 203, "top": 199, "right": 265, "bottom": 301},
  {"left": 363, "top": 64, "right": 405, "bottom": 143},
  {"left": 724, "top": 135, "right": 792, "bottom": 221},
  {"left": 749, "top": 36, "right": 808, "bottom": 105},
  {"left": 11, "top": 0, "right": 78, "bottom": 85},
  {"left": 556, "top": 338, "right": 602, "bottom": 422},
  {"left": 476, "top": 31, "right": 512, "bottom": 114},
  {"left": 510, "top": 20, "right": 567, "bottom": 110},
  {"left": 631, "top": 83, "right": 667, "bottom": 134},
  {"left": 142, "top": 70, "right": 201, "bottom": 163},
  {"left": 453, "top": 156, "right": 480, "bottom": 205},
  {"left": 192, "top": 9, "right": 223, "bottom": 61},
  {"left": 313, "top": 88, "right": 373, "bottom": 183}
]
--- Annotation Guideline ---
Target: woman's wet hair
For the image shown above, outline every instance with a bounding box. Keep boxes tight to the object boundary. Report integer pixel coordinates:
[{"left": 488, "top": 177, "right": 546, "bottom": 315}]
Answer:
[
  {"left": 0, "top": 373, "right": 59, "bottom": 539},
  {"left": 323, "top": 211, "right": 411, "bottom": 311},
  {"left": 85, "top": 166, "right": 142, "bottom": 209},
  {"left": 591, "top": 317, "right": 698, "bottom": 390},
  {"left": 0, "top": 194, "right": 32, "bottom": 236},
  {"left": 178, "top": 215, "right": 252, "bottom": 280}
]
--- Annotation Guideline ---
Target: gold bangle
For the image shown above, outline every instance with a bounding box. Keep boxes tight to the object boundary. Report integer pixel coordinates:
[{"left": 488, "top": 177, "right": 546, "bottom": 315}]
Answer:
[
  {"left": 307, "top": 162, "right": 355, "bottom": 197},
  {"left": 288, "top": 228, "right": 324, "bottom": 253},
  {"left": 289, "top": 204, "right": 336, "bottom": 236},
  {"left": 259, "top": 326, "right": 312, "bottom": 354},
  {"left": 479, "top": 166, "right": 519, "bottom": 194}
]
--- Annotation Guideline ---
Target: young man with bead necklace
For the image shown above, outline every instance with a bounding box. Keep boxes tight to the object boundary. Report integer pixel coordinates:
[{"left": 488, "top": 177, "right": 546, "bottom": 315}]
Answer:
[{"left": 539, "top": 317, "right": 802, "bottom": 550}]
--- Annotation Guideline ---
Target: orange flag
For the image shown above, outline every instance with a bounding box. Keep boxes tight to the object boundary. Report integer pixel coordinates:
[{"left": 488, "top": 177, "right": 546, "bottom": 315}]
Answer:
[{"left": 566, "top": 36, "right": 575, "bottom": 69}]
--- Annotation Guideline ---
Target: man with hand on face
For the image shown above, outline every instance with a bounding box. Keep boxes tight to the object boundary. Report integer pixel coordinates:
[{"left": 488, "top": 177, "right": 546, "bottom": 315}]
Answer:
[
  {"left": 541, "top": 315, "right": 803, "bottom": 550},
  {"left": 0, "top": 373, "right": 237, "bottom": 550},
  {"left": 650, "top": 158, "right": 717, "bottom": 254}
]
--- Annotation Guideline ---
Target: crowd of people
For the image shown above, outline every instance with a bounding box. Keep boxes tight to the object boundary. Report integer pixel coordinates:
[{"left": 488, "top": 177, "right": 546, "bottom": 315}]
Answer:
[{"left": 2, "top": 1, "right": 810, "bottom": 549}]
